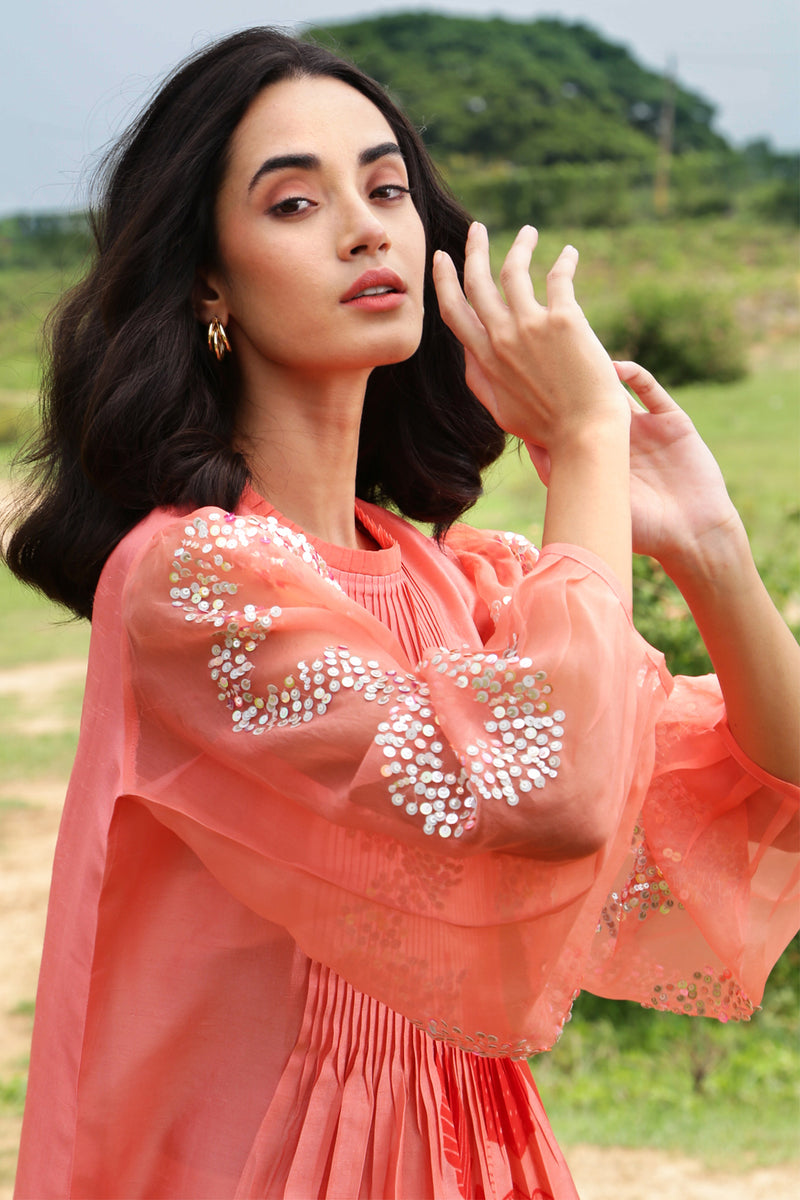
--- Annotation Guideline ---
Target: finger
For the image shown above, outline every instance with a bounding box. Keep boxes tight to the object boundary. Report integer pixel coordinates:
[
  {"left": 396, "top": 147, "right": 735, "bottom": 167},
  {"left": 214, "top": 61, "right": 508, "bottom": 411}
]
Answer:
[
  {"left": 625, "top": 390, "right": 647, "bottom": 415},
  {"left": 463, "top": 348, "right": 498, "bottom": 416},
  {"left": 433, "top": 248, "right": 490, "bottom": 353},
  {"left": 545, "top": 244, "right": 579, "bottom": 308},
  {"left": 613, "top": 361, "right": 679, "bottom": 414},
  {"left": 498, "top": 225, "right": 539, "bottom": 310},
  {"left": 462, "top": 222, "right": 509, "bottom": 327}
]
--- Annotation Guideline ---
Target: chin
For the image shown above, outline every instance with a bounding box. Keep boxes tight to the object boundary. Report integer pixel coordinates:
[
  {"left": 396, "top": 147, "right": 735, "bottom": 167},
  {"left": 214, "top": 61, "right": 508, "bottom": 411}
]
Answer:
[{"left": 370, "top": 324, "right": 424, "bottom": 367}]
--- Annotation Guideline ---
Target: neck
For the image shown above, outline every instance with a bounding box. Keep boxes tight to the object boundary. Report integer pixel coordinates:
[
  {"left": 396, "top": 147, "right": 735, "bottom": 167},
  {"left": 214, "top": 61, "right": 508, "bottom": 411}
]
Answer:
[{"left": 235, "top": 364, "right": 373, "bottom": 550}]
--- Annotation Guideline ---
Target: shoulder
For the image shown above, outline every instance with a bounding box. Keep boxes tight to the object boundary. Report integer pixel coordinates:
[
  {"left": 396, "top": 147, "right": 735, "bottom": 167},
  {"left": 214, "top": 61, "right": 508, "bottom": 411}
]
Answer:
[
  {"left": 99, "top": 504, "right": 345, "bottom": 625},
  {"left": 443, "top": 524, "right": 540, "bottom": 591},
  {"left": 362, "top": 503, "right": 540, "bottom": 577}
]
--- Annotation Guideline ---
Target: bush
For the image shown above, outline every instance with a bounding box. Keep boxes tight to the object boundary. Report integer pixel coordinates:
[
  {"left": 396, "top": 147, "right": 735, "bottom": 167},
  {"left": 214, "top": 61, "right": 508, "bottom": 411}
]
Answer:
[
  {"left": 0, "top": 401, "right": 37, "bottom": 446},
  {"left": 600, "top": 285, "right": 747, "bottom": 386},
  {"left": 450, "top": 160, "right": 652, "bottom": 229},
  {"left": 742, "top": 178, "right": 800, "bottom": 225},
  {"left": 632, "top": 555, "right": 711, "bottom": 676},
  {"left": 0, "top": 212, "right": 92, "bottom": 271}
]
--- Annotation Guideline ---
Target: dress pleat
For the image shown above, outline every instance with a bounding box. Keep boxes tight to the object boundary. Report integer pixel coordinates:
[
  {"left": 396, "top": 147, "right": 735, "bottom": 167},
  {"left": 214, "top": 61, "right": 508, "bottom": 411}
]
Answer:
[{"left": 235, "top": 961, "right": 578, "bottom": 1199}]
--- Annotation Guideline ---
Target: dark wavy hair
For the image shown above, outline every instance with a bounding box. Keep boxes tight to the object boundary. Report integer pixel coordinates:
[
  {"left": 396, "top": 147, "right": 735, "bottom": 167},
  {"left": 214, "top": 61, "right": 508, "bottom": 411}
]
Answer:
[{"left": 4, "top": 28, "right": 505, "bottom": 620}]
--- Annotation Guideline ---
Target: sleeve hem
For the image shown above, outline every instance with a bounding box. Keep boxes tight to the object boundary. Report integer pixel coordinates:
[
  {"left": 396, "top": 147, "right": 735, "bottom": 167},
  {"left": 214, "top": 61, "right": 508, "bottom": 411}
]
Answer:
[{"left": 716, "top": 718, "right": 800, "bottom": 800}]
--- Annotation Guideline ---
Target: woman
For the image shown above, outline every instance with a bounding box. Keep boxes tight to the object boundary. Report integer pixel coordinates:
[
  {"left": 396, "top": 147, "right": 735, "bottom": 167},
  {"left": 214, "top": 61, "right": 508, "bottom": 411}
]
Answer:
[{"left": 7, "top": 27, "right": 798, "bottom": 1200}]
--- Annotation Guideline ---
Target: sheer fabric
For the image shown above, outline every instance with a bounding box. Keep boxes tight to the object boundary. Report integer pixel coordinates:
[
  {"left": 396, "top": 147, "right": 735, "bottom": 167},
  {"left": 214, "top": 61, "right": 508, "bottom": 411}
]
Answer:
[{"left": 15, "top": 490, "right": 798, "bottom": 1198}]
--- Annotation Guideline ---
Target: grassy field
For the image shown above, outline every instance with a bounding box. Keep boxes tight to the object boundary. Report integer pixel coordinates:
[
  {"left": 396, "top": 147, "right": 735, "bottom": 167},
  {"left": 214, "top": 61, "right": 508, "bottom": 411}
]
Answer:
[
  {"left": 473, "top": 363, "right": 800, "bottom": 560},
  {"left": 0, "top": 214, "right": 798, "bottom": 1173}
]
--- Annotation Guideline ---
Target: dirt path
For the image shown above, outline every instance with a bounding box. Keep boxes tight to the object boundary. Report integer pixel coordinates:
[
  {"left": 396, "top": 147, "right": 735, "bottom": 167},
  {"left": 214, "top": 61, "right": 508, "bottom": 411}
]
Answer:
[
  {"left": 0, "top": 776, "right": 65, "bottom": 1193},
  {"left": 565, "top": 1145, "right": 800, "bottom": 1199},
  {"left": 0, "top": 657, "right": 798, "bottom": 1199}
]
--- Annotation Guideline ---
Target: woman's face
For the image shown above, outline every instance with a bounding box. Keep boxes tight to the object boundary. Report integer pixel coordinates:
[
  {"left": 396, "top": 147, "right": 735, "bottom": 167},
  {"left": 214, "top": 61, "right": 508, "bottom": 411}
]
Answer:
[{"left": 202, "top": 75, "right": 427, "bottom": 384}]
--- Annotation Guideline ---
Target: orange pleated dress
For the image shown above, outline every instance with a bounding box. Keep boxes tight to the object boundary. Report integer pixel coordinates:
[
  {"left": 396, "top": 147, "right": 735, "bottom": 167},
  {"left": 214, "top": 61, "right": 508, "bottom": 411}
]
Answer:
[{"left": 14, "top": 489, "right": 799, "bottom": 1198}]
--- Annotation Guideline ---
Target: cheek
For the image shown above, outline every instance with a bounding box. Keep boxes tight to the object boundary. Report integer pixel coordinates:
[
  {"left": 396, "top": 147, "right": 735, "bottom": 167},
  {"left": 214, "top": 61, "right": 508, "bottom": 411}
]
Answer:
[
  {"left": 226, "top": 248, "right": 317, "bottom": 325},
  {"left": 409, "top": 217, "right": 427, "bottom": 282}
]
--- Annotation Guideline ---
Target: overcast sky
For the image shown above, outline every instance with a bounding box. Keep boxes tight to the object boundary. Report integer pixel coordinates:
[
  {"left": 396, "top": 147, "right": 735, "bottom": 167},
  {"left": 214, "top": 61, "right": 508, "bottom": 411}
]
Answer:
[{"left": 5, "top": 0, "right": 798, "bottom": 215}]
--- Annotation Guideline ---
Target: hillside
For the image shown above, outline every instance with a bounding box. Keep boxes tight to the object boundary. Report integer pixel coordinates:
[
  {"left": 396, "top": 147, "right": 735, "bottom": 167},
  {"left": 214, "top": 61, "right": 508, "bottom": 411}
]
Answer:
[{"left": 306, "top": 12, "right": 726, "bottom": 167}]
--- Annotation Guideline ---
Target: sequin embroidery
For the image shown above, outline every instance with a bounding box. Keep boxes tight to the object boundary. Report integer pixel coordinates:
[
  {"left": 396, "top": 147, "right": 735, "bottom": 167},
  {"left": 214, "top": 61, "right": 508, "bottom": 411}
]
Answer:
[
  {"left": 168, "top": 513, "right": 565, "bottom": 836},
  {"left": 168, "top": 513, "right": 351, "bottom": 730},
  {"left": 493, "top": 530, "right": 540, "bottom": 573},
  {"left": 413, "top": 991, "right": 578, "bottom": 1059},
  {"left": 598, "top": 822, "right": 682, "bottom": 937},
  {"left": 169, "top": 511, "right": 342, "bottom": 617},
  {"left": 220, "top": 646, "right": 414, "bottom": 733},
  {"left": 647, "top": 968, "right": 755, "bottom": 1021},
  {"left": 596, "top": 824, "right": 756, "bottom": 1022},
  {"left": 380, "top": 648, "right": 565, "bottom": 838}
]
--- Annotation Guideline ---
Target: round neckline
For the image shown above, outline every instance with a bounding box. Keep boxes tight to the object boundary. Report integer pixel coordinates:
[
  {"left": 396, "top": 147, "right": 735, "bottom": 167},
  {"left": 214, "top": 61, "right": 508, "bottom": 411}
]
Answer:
[{"left": 241, "top": 485, "right": 402, "bottom": 578}]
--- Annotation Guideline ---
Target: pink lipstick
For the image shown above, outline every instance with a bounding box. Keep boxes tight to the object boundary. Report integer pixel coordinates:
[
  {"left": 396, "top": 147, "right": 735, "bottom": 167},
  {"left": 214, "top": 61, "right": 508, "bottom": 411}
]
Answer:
[{"left": 340, "top": 269, "right": 406, "bottom": 311}]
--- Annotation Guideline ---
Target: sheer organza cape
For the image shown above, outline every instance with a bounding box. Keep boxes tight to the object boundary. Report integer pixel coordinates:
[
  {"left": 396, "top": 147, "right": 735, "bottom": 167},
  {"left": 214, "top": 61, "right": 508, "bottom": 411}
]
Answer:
[{"left": 14, "top": 490, "right": 799, "bottom": 1198}]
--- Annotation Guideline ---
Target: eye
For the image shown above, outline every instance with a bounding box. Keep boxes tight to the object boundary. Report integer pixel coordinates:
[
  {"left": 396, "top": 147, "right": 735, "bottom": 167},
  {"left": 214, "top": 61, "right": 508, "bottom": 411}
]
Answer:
[
  {"left": 269, "top": 196, "right": 317, "bottom": 217},
  {"left": 370, "top": 184, "right": 412, "bottom": 201}
]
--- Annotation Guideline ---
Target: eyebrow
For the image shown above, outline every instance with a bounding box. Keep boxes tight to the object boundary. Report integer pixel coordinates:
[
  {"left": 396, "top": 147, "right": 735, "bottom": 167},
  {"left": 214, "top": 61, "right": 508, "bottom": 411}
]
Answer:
[{"left": 247, "top": 142, "right": 404, "bottom": 193}]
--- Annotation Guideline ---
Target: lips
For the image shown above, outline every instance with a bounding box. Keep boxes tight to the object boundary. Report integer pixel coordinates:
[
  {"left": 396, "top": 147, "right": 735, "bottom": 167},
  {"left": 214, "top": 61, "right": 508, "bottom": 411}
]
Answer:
[{"left": 340, "top": 269, "right": 405, "bottom": 303}]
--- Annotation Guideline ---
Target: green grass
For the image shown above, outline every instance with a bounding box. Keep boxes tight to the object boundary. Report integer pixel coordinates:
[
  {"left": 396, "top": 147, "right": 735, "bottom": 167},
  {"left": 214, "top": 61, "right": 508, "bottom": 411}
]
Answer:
[
  {"left": 0, "top": 1076, "right": 26, "bottom": 1116},
  {"left": 0, "top": 265, "right": 81, "bottom": 392},
  {"left": 0, "top": 660, "right": 85, "bottom": 781},
  {"left": 0, "top": 725, "right": 81, "bottom": 781},
  {"left": 8, "top": 1001, "right": 35, "bottom": 1020},
  {"left": 0, "top": 1009, "right": 33, "bottom": 1118},
  {"left": 534, "top": 999, "right": 800, "bottom": 1169},
  {"left": 472, "top": 363, "right": 800, "bottom": 571},
  {"left": 489, "top": 219, "right": 799, "bottom": 355},
  {"left": 0, "top": 565, "right": 90, "bottom": 668}
]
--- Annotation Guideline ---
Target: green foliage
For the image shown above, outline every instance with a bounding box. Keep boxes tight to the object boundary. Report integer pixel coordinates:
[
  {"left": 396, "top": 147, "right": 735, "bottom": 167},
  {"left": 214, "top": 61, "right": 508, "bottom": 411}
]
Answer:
[
  {"left": 447, "top": 150, "right": 800, "bottom": 230},
  {"left": 0, "top": 394, "right": 37, "bottom": 444},
  {"left": 0, "top": 265, "right": 76, "bottom": 392},
  {"left": 0, "top": 212, "right": 92, "bottom": 271},
  {"left": 0, "top": 560, "right": 90, "bottom": 667},
  {"left": 632, "top": 557, "right": 711, "bottom": 676},
  {"left": 743, "top": 178, "right": 800, "bottom": 225},
  {"left": 307, "top": 13, "right": 724, "bottom": 168},
  {"left": 535, "top": 936, "right": 800, "bottom": 1168},
  {"left": 449, "top": 160, "right": 647, "bottom": 229},
  {"left": 599, "top": 284, "right": 747, "bottom": 387},
  {"left": 534, "top": 1002, "right": 800, "bottom": 1167},
  {"left": 0, "top": 1075, "right": 26, "bottom": 1114},
  {"left": 305, "top": 14, "right": 797, "bottom": 228}
]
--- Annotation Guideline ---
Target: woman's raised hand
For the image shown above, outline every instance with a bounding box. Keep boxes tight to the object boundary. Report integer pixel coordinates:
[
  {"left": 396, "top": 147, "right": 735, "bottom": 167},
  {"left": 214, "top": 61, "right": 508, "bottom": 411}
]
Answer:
[
  {"left": 614, "top": 360, "right": 746, "bottom": 573},
  {"left": 432, "top": 223, "right": 630, "bottom": 454},
  {"left": 434, "top": 222, "right": 634, "bottom": 599}
]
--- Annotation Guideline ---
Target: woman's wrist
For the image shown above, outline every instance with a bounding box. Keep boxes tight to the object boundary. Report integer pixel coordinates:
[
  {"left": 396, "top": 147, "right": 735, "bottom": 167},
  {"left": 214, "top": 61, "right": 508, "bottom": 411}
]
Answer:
[
  {"left": 540, "top": 406, "right": 631, "bottom": 462},
  {"left": 657, "top": 510, "right": 753, "bottom": 597},
  {"left": 542, "top": 416, "right": 633, "bottom": 602}
]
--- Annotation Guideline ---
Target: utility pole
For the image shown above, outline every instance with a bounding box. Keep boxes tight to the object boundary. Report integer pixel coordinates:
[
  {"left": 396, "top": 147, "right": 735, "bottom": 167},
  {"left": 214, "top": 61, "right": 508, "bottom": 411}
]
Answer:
[{"left": 654, "top": 57, "right": 676, "bottom": 217}]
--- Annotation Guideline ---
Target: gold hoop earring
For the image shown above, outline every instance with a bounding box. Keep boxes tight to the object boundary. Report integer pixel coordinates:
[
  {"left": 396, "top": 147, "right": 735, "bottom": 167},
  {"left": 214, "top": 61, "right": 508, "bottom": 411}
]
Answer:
[{"left": 207, "top": 316, "right": 231, "bottom": 361}]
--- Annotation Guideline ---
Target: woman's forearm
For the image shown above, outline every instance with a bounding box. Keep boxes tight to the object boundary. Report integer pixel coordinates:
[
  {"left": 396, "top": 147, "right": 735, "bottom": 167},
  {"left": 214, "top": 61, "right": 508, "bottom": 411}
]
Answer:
[
  {"left": 541, "top": 420, "right": 633, "bottom": 605},
  {"left": 663, "top": 524, "right": 800, "bottom": 784}
]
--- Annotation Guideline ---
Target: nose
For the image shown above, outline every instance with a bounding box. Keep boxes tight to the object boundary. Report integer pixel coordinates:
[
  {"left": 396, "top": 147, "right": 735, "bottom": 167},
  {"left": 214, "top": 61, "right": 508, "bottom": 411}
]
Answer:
[{"left": 337, "top": 195, "right": 391, "bottom": 260}]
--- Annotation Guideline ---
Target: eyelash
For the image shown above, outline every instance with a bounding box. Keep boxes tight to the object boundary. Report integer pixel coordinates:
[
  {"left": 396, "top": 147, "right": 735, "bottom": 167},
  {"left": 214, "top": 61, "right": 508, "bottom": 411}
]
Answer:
[{"left": 268, "top": 184, "right": 411, "bottom": 217}]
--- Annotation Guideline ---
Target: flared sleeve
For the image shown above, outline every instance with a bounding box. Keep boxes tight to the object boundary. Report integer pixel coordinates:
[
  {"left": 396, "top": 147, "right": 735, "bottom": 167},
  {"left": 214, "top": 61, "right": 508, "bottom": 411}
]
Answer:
[
  {"left": 583, "top": 672, "right": 800, "bottom": 1019},
  {"left": 119, "top": 508, "right": 795, "bottom": 1056}
]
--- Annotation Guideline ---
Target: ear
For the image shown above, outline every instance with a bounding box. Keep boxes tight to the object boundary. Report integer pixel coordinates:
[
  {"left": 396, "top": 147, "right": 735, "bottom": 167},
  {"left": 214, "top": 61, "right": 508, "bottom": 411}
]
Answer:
[{"left": 192, "top": 268, "right": 229, "bottom": 326}]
